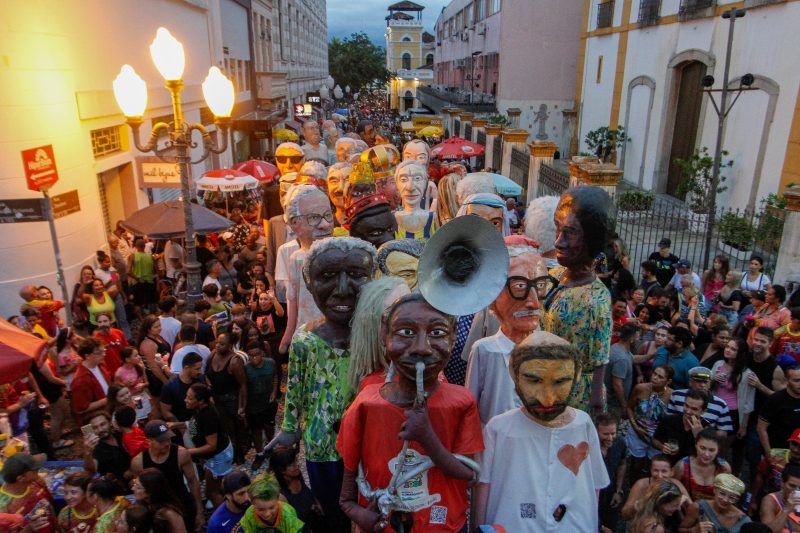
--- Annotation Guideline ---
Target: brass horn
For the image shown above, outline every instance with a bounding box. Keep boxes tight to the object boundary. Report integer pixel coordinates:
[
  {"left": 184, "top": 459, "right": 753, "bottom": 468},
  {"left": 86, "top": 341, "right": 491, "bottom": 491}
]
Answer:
[{"left": 418, "top": 215, "right": 510, "bottom": 316}]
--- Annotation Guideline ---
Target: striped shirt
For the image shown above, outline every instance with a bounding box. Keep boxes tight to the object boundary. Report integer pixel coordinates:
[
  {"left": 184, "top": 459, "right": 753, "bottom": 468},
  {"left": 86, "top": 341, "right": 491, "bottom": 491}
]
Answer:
[{"left": 667, "top": 389, "right": 735, "bottom": 433}]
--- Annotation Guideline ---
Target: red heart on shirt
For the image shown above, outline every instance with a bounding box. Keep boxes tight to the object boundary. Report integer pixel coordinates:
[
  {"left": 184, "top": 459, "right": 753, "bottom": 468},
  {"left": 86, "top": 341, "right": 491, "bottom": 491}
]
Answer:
[{"left": 557, "top": 441, "right": 590, "bottom": 476}]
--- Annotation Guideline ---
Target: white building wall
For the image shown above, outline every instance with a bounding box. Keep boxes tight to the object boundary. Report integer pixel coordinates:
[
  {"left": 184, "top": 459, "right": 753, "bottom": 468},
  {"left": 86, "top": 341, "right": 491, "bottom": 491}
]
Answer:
[{"left": 579, "top": 33, "right": 620, "bottom": 146}]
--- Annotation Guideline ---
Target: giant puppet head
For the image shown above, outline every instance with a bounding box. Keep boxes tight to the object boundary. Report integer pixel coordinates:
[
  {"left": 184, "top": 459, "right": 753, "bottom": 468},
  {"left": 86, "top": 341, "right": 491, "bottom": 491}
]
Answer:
[
  {"left": 402, "top": 139, "right": 431, "bottom": 169},
  {"left": 284, "top": 185, "right": 333, "bottom": 250},
  {"left": 327, "top": 162, "right": 352, "bottom": 215},
  {"left": 275, "top": 142, "right": 305, "bottom": 175},
  {"left": 347, "top": 193, "right": 397, "bottom": 249},
  {"left": 362, "top": 144, "right": 401, "bottom": 210},
  {"left": 509, "top": 331, "right": 581, "bottom": 424},
  {"left": 554, "top": 187, "right": 614, "bottom": 272},
  {"left": 375, "top": 239, "right": 425, "bottom": 291},
  {"left": 394, "top": 160, "right": 428, "bottom": 213}
]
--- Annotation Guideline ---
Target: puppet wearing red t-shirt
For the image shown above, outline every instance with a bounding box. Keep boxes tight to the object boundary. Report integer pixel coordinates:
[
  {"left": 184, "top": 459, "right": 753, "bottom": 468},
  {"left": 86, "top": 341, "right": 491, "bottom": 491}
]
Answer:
[{"left": 337, "top": 293, "right": 483, "bottom": 532}]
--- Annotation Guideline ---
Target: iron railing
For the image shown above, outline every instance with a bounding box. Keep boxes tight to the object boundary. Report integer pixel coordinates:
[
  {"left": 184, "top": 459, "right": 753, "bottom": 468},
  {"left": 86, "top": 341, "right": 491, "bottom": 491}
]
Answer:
[
  {"left": 454, "top": 119, "right": 461, "bottom": 137},
  {"left": 638, "top": 0, "right": 661, "bottom": 26},
  {"left": 597, "top": 1, "right": 615, "bottom": 28},
  {"left": 477, "top": 130, "right": 486, "bottom": 146},
  {"left": 492, "top": 136, "right": 502, "bottom": 171},
  {"left": 464, "top": 123, "right": 473, "bottom": 140},
  {"left": 537, "top": 162, "right": 571, "bottom": 198},
  {"left": 510, "top": 148, "right": 530, "bottom": 187}
]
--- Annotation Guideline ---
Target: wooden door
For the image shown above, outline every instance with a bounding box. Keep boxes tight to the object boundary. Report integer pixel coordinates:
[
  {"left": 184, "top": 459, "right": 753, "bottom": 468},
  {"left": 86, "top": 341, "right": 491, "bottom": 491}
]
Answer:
[{"left": 667, "top": 61, "right": 706, "bottom": 198}]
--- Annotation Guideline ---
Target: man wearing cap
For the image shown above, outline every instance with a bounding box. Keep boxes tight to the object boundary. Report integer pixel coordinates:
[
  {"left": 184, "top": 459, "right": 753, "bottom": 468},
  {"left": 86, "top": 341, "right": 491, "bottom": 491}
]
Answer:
[
  {"left": 207, "top": 470, "right": 251, "bottom": 533},
  {"left": 0, "top": 453, "right": 55, "bottom": 532},
  {"left": 669, "top": 259, "right": 701, "bottom": 292},
  {"left": 667, "top": 366, "right": 734, "bottom": 437},
  {"left": 131, "top": 420, "right": 204, "bottom": 531},
  {"left": 649, "top": 237, "right": 680, "bottom": 288}
]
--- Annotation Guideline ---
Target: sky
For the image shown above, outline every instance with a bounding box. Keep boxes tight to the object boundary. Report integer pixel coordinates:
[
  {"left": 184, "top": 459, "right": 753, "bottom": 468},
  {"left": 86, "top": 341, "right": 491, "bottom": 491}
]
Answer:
[{"left": 327, "top": 0, "right": 450, "bottom": 45}]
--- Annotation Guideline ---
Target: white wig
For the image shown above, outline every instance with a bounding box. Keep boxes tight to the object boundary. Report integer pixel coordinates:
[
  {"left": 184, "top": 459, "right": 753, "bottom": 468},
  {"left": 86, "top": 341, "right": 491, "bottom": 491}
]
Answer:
[
  {"left": 328, "top": 162, "right": 352, "bottom": 177},
  {"left": 299, "top": 161, "right": 327, "bottom": 182},
  {"left": 276, "top": 142, "right": 303, "bottom": 155},
  {"left": 335, "top": 137, "right": 356, "bottom": 150},
  {"left": 283, "top": 184, "right": 326, "bottom": 223},
  {"left": 525, "top": 196, "right": 559, "bottom": 254},
  {"left": 457, "top": 172, "right": 496, "bottom": 204},
  {"left": 302, "top": 236, "right": 377, "bottom": 284}
]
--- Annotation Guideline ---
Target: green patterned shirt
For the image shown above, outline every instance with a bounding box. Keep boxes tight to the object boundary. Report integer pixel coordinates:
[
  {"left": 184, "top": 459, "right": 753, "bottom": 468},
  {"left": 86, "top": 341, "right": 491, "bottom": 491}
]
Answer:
[{"left": 281, "top": 327, "right": 354, "bottom": 462}]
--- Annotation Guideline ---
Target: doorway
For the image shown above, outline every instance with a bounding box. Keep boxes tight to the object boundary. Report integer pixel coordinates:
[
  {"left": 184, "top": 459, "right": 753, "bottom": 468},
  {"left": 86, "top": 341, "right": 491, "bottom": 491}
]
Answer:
[
  {"left": 666, "top": 61, "right": 706, "bottom": 198},
  {"left": 403, "top": 91, "right": 414, "bottom": 112}
]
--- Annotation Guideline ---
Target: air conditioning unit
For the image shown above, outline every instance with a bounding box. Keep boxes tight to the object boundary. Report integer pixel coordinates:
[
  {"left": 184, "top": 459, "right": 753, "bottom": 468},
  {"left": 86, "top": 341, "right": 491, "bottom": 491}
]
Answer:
[
  {"left": 455, "top": 59, "right": 466, "bottom": 68},
  {"left": 476, "top": 21, "right": 486, "bottom": 35}
]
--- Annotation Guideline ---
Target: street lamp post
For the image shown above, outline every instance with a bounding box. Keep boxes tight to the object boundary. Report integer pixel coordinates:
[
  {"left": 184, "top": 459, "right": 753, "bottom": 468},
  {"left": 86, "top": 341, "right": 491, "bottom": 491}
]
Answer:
[
  {"left": 700, "top": 8, "right": 753, "bottom": 270},
  {"left": 113, "top": 27, "right": 235, "bottom": 304}
]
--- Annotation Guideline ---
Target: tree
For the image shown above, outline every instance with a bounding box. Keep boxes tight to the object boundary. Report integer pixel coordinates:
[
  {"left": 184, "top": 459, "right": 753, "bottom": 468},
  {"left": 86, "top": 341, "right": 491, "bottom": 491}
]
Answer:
[{"left": 328, "top": 32, "right": 391, "bottom": 93}]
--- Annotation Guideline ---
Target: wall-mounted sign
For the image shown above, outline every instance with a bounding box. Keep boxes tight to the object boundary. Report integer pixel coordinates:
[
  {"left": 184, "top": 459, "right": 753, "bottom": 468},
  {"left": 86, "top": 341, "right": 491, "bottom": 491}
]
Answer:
[
  {"left": 21, "top": 144, "right": 59, "bottom": 192},
  {"left": 396, "top": 69, "right": 434, "bottom": 80},
  {"left": 51, "top": 189, "right": 81, "bottom": 219},
  {"left": 0, "top": 198, "right": 46, "bottom": 223},
  {"left": 308, "top": 96, "right": 321, "bottom": 104},
  {"left": 294, "top": 103, "right": 313, "bottom": 117},
  {"left": 137, "top": 157, "right": 182, "bottom": 189}
]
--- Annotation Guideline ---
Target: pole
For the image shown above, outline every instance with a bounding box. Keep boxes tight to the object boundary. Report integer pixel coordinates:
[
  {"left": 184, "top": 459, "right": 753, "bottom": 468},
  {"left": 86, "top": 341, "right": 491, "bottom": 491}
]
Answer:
[
  {"left": 702, "top": 9, "right": 742, "bottom": 271},
  {"left": 41, "top": 188, "right": 73, "bottom": 325},
  {"left": 471, "top": 56, "right": 476, "bottom": 104}
]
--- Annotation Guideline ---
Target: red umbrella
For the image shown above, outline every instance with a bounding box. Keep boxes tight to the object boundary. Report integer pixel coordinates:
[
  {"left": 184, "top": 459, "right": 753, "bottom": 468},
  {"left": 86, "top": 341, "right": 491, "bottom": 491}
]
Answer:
[
  {"left": 430, "top": 136, "right": 485, "bottom": 160},
  {"left": 233, "top": 160, "right": 280, "bottom": 185},
  {"left": 0, "top": 318, "right": 48, "bottom": 383}
]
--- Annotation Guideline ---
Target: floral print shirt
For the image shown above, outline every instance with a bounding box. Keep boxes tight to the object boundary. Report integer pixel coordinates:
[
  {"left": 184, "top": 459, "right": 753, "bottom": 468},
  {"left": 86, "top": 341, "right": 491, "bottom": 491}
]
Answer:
[
  {"left": 542, "top": 277, "right": 612, "bottom": 411},
  {"left": 282, "top": 327, "right": 354, "bottom": 462}
]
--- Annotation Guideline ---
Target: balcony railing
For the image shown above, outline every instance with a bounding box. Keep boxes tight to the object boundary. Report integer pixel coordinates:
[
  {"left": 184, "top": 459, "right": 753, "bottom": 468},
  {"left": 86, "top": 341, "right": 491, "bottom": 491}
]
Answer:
[
  {"left": 416, "top": 86, "right": 497, "bottom": 114},
  {"left": 638, "top": 0, "right": 661, "bottom": 26},
  {"left": 597, "top": 1, "right": 614, "bottom": 28},
  {"left": 679, "top": 0, "right": 715, "bottom": 20}
]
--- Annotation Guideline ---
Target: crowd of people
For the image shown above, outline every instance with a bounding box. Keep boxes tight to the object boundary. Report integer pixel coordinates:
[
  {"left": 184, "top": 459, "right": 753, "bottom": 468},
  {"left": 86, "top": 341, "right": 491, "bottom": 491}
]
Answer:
[{"left": 3, "top": 102, "right": 800, "bottom": 533}]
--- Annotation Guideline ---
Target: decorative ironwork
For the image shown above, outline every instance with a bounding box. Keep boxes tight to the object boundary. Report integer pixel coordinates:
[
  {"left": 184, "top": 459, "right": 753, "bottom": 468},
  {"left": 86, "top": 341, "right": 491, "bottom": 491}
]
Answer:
[
  {"left": 509, "top": 148, "right": 529, "bottom": 188},
  {"left": 464, "top": 123, "right": 473, "bottom": 140},
  {"left": 477, "top": 130, "right": 486, "bottom": 146},
  {"left": 597, "top": 1, "right": 614, "bottom": 28},
  {"left": 91, "top": 126, "right": 122, "bottom": 158},
  {"left": 638, "top": 0, "right": 661, "bottom": 26},
  {"left": 492, "top": 136, "right": 502, "bottom": 170},
  {"left": 538, "top": 163, "right": 570, "bottom": 197}
]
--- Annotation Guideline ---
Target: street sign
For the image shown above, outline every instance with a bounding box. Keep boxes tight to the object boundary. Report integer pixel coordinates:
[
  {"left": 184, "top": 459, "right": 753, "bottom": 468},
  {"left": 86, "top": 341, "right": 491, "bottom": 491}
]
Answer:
[
  {"left": 51, "top": 189, "right": 81, "bottom": 219},
  {"left": 0, "top": 198, "right": 46, "bottom": 223},
  {"left": 21, "top": 144, "right": 59, "bottom": 192}
]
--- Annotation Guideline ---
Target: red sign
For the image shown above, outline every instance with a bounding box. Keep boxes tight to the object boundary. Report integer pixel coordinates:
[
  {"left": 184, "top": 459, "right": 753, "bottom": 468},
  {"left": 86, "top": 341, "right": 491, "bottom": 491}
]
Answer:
[{"left": 21, "top": 144, "right": 59, "bottom": 192}]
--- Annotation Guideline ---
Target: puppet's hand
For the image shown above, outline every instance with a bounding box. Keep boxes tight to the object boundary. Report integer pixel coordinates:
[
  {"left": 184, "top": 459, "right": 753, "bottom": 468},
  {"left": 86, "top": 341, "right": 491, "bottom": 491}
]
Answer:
[{"left": 399, "top": 406, "right": 434, "bottom": 445}]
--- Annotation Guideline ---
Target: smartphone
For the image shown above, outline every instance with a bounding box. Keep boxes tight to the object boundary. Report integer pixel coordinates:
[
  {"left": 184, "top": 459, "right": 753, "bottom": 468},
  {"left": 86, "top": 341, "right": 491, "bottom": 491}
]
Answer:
[{"left": 81, "top": 424, "right": 95, "bottom": 439}]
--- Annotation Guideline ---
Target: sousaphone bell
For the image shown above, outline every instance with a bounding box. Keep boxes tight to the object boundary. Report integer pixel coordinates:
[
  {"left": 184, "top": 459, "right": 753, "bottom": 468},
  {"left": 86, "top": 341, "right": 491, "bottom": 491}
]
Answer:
[{"left": 418, "top": 215, "right": 510, "bottom": 316}]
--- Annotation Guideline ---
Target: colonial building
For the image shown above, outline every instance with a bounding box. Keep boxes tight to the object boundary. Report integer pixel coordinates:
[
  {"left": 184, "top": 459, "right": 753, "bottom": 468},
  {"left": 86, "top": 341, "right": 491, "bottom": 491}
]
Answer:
[
  {"left": 0, "top": 0, "right": 326, "bottom": 317},
  {"left": 385, "top": 1, "right": 434, "bottom": 112},
  {"left": 425, "top": 0, "right": 583, "bottom": 154},
  {"left": 576, "top": 0, "right": 800, "bottom": 209}
]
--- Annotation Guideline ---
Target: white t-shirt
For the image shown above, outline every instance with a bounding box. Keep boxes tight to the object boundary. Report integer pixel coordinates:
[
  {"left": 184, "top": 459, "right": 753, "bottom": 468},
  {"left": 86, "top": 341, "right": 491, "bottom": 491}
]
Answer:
[
  {"left": 274, "top": 240, "right": 300, "bottom": 302},
  {"left": 202, "top": 276, "right": 222, "bottom": 291},
  {"left": 164, "top": 241, "right": 184, "bottom": 278},
  {"left": 740, "top": 272, "right": 771, "bottom": 292},
  {"left": 668, "top": 271, "right": 702, "bottom": 291},
  {"left": 465, "top": 329, "right": 521, "bottom": 426},
  {"left": 159, "top": 316, "right": 181, "bottom": 350},
  {"left": 287, "top": 248, "right": 323, "bottom": 333},
  {"left": 89, "top": 366, "right": 109, "bottom": 395},
  {"left": 480, "top": 408, "right": 609, "bottom": 532},
  {"left": 170, "top": 344, "right": 212, "bottom": 375}
]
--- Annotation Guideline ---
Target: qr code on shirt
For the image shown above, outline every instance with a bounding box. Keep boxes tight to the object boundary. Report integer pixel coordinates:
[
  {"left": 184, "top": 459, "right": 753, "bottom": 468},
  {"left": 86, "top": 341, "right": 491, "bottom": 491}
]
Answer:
[
  {"left": 520, "top": 503, "right": 537, "bottom": 519},
  {"left": 429, "top": 505, "right": 447, "bottom": 524}
]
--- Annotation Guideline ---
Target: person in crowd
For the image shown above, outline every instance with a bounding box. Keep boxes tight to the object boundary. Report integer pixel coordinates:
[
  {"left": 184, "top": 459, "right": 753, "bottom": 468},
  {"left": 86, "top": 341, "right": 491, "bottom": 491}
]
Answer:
[
  {"left": 160, "top": 352, "right": 203, "bottom": 425},
  {"left": 525, "top": 195, "right": 560, "bottom": 269},
  {"left": 82, "top": 411, "right": 131, "bottom": 486},
  {"left": 669, "top": 259, "right": 702, "bottom": 293},
  {"left": 759, "top": 363, "right": 800, "bottom": 463},
  {"left": 717, "top": 270, "right": 745, "bottom": 327},
  {"left": 750, "top": 285, "right": 792, "bottom": 346},
  {"left": 673, "top": 428, "right": 731, "bottom": 501},
  {"left": 702, "top": 254, "right": 730, "bottom": 315},
  {"left": 136, "top": 314, "right": 172, "bottom": 412},
  {"left": 107, "top": 383, "right": 150, "bottom": 427},
  {"left": 71, "top": 265, "right": 96, "bottom": 332},
  {"left": 622, "top": 455, "right": 690, "bottom": 521},
  {"left": 673, "top": 285, "right": 707, "bottom": 337},
  {"left": 653, "top": 326, "right": 700, "bottom": 389},
  {"left": 597, "top": 413, "right": 628, "bottom": 532},
  {"left": 170, "top": 323, "right": 211, "bottom": 374},
  {"left": 606, "top": 322, "right": 639, "bottom": 412},
  {"left": 695, "top": 324, "right": 732, "bottom": 368},
  {"left": 541, "top": 186, "right": 613, "bottom": 414},
  {"left": 640, "top": 260, "right": 661, "bottom": 297},
  {"left": 629, "top": 478, "right": 686, "bottom": 533},
  {"left": 57, "top": 471, "right": 97, "bottom": 532},
  {"left": 92, "top": 312, "right": 127, "bottom": 376},
  {"left": 132, "top": 468, "right": 187, "bottom": 533},
  {"left": 207, "top": 470, "right": 251, "bottom": 533},
  {"left": 649, "top": 237, "right": 680, "bottom": 288},
  {"left": 681, "top": 473, "right": 751, "bottom": 531},
  {"left": 610, "top": 296, "right": 631, "bottom": 343},
  {"left": 436, "top": 170, "right": 461, "bottom": 226},
  {"left": 203, "top": 260, "right": 224, "bottom": 292},
  {"left": 206, "top": 332, "right": 248, "bottom": 465},
  {"left": 667, "top": 366, "right": 734, "bottom": 437},
  {"left": 712, "top": 338, "right": 757, "bottom": 474},
  {"left": 749, "top": 427, "right": 800, "bottom": 516},
  {"left": 772, "top": 307, "right": 800, "bottom": 364},
  {"left": 627, "top": 365, "right": 675, "bottom": 479},
  {"left": 114, "top": 346, "right": 151, "bottom": 416},
  {"left": 127, "top": 238, "right": 156, "bottom": 319},
  {"left": 88, "top": 476, "right": 128, "bottom": 533},
  {"left": 635, "top": 322, "right": 671, "bottom": 379},
  {"left": 95, "top": 249, "right": 132, "bottom": 339},
  {"left": 338, "top": 292, "right": 483, "bottom": 532},
  {"left": 759, "top": 462, "right": 800, "bottom": 532},
  {"left": 115, "top": 405, "right": 149, "bottom": 458},
  {"left": 79, "top": 277, "right": 118, "bottom": 335},
  {"left": 157, "top": 296, "right": 181, "bottom": 349},
  {"left": 243, "top": 342, "right": 277, "bottom": 466},
  {"left": 653, "top": 389, "right": 710, "bottom": 465},
  {"left": 0, "top": 453, "right": 56, "bottom": 532},
  {"left": 131, "top": 421, "right": 204, "bottom": 531},
  {"left": 113, "top": 504, "right": 153, "bottom": 533},
  {"left": 270, "top": 446, "right": 324, "bottom": 531},
  {"left": 475, "top": 331, "right": 608, "bottom": 530},
  {"left": 71, "top": 338, "right": 110, "bottom": 425},
  {"left": 466, "top": 237, "right": 547, "bottom": 425},
  {"left": 741, "top": 255, "right": 772, "bottom": 302},
  {"left": 239, "top": 472, "right": 305, "bottom": 533}
]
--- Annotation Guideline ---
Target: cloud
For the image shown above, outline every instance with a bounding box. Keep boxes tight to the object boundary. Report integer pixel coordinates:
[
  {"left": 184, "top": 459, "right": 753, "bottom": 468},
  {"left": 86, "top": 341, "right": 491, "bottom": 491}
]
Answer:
[{"left": 326, "top": 0, "right": 448, "bottom": 44}]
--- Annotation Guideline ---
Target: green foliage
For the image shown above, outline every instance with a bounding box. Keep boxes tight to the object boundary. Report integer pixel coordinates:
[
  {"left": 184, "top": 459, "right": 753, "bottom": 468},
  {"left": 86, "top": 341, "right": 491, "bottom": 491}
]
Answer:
[
  {"left": 618, "top": 190, "right": 655, "bottom": 211},
  {"left": 486, "top": 114, "right": 509, "bottom": 125},
  {"left": 584, "top": 125, "right": 629, "bottom": 163},
  {"left": 762, "top": 184, "right": 796, "bottom": 210},
  {"left": 718, "top": 212, "right": 756, "bottom": 251},
  {"left": 328, "top": 33, "right": 391, "bottom": 93},
  {"left": 674, "top": 147, "right": 732, "bottom": 213}
]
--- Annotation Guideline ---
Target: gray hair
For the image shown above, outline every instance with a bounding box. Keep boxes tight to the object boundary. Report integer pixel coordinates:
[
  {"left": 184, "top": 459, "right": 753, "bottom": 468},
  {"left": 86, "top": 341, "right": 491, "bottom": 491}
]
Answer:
[
  {"left": 525, "top": 196, "right": 559, "bottom": 254},
  {"left": 302, "top": 236, "right": 377, "bottom": 285},
  {"left": 457, "top": 172, "right": 496, "bottom": 204},
  {"left": 283, "top": 184, "right": 326, "bottom": 223},
  {"left": 375, "top": 239, "right": 425, "bottom": 275},
  {"left": 335, "top": 137, "right": 356, "bottom": 150},
  {"left": 394, "top": 160, "right": 427, "bottom": 183},
  {"left": 299, "top": 161, "right": 327, "bottom": 182},
  {"left": 276, "top": 142, "right": 303, "bottom": 154},
  {"left": 328, "top": 162, "right": 352, "bottom": 177}
]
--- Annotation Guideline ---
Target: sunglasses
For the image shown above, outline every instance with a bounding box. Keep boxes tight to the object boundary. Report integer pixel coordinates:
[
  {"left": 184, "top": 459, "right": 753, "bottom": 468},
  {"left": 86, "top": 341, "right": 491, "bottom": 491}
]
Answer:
[{"left": 276, "top": 155, "right": 303, "bottom": 164}]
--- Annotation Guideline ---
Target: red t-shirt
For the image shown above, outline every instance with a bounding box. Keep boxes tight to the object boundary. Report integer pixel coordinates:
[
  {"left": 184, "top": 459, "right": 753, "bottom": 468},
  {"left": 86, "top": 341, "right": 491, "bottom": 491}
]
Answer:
[
  {"left": 121, "top": 426, "right": 150, "bottom": 458},
  {"left": 611, "top": 315, "right": 629, "bottom": 344},
  {"left": 771, "top": 328, "right": 800, "bottom": 364},
  {"left": 93, "top": 329, "right": 128, "bottom": 375},
  {"left": 337, "top": 383, "right": 483, "bottom": 532}
]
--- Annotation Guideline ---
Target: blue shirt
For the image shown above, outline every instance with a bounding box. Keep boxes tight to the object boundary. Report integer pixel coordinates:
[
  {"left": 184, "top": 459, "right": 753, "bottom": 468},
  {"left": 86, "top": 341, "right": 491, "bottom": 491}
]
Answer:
[
  {"left": 207, "top": 503, "right": 245, "bottom": 533},
  {"left": 652, "top": 347, "right": 699, "bottom": 389}
]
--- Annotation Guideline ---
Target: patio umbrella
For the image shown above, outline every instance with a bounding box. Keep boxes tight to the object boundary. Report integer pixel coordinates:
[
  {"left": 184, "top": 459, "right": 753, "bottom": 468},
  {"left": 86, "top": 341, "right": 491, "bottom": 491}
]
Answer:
[
  {"left": 273, "top": 128, "right": 299, "bottom": 141},
  {"left": 417, "top": 126, "right": 444, "bottom": 138},
  {"left": 0, "top": 318, "right": 48, "bottom": 383},
  {"left": 473, "top": 172, "right": 523, "bottom": 196},
  {"left": 121, "top": 200, "right": 234, "bottom": 239},
  {"left": 430, "top": 136, "right": 485, "bottom": 160},
  {"left": 233, "top": 160, "right": 279, "bottom": 185},
  {"left": 197, "top": 169, "right": 260, "bottom": 214}
]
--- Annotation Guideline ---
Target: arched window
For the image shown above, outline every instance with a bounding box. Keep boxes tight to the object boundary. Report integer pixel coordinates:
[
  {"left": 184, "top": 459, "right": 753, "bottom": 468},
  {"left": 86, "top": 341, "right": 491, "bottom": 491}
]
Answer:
[
  {"left": 426, "top": 54, "right": 434, "bottom": 65},
  {"left": 402, "top": 53, "right": 411, "bottom": 70},
  {"left": 402, "top": 36, "right": 411, "bottom": 42}
]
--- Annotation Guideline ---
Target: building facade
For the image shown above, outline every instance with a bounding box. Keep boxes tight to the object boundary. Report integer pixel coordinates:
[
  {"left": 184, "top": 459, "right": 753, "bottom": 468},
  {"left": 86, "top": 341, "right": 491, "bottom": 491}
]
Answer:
[
  {"left": 0, "top": 0, "right": 326, "bottom": 318},
  {"left": 576, "top": 0, "right": 800, "bottom": 210},
  {"left": 429, "top": 0, "right": 584, "bottom": 153},
  {"left": 386, "top": 1, "right": 434, "bottom": 112}
]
